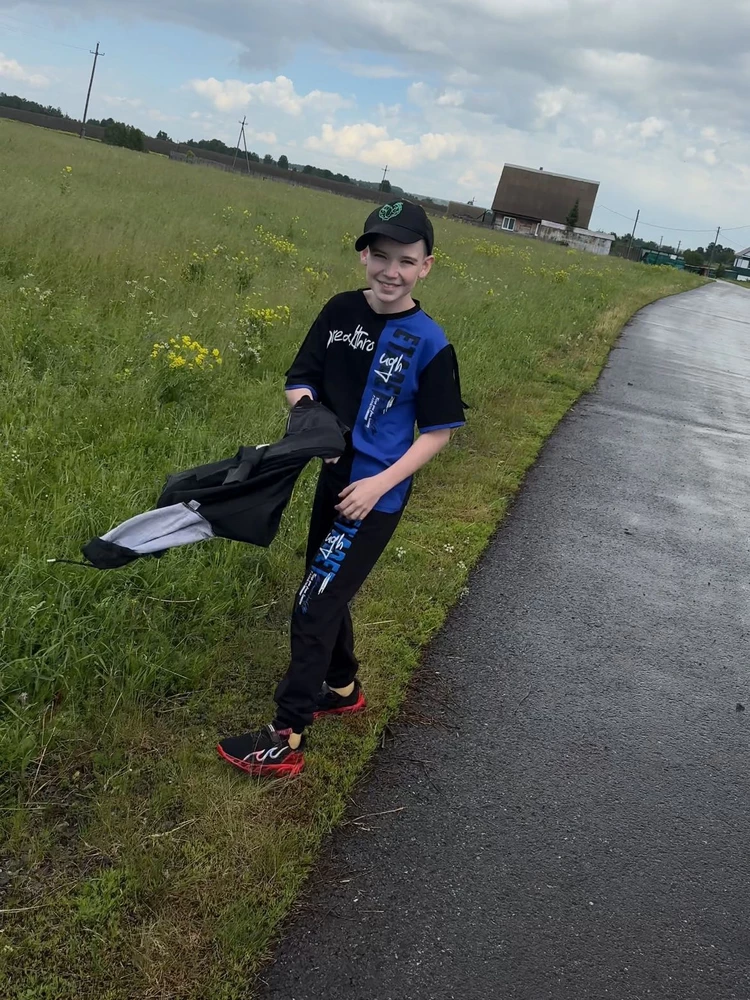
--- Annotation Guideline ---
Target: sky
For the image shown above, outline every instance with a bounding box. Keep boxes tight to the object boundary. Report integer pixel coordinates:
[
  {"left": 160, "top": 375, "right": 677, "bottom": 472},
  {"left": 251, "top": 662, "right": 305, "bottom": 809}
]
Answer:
[{"left": 2, "top": 0, "right": 750, "bottom": 249}]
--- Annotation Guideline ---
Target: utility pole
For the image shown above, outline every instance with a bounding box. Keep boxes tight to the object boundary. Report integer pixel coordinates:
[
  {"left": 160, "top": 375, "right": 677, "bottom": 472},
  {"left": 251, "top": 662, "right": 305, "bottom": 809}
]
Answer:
[
  {"left": 80, "top": 42, "right": 104, "bottom": 139},
  {"left": 231, "top": 116, "right": 251, "bottom": 174},
  {"left": 676, "top": 240, "right": 681, "bottom": 256},
  {"left": 626, "top": 209, "right": 640, "bottom": 260},
  {"left": 707, "top": 225, "right": 721, "bottom": 273},
  {"left": 380, "top": 164, "right": 389, "bottom": 191}
]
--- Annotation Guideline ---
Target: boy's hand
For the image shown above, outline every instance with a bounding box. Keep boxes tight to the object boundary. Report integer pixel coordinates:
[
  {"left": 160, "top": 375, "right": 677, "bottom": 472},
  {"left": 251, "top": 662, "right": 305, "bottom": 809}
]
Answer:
[{"left": 336, "top": 476, "right": 386, "bottom": 521}]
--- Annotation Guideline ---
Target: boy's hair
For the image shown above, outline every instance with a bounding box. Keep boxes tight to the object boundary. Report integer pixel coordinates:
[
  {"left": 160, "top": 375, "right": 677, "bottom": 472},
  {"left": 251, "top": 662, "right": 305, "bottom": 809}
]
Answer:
[{"left": 355, "top": 200, "right": 434, "bottom": 255}]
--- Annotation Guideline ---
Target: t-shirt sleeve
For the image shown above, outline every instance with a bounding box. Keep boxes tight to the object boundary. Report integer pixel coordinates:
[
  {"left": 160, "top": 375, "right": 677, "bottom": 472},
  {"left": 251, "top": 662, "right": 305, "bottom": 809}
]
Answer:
[
  {"left": 284, "top": 304, "right": 328, "bottom": 399},
  {"left": 416, "top": 343, "right": 467, "bottom": 432}
]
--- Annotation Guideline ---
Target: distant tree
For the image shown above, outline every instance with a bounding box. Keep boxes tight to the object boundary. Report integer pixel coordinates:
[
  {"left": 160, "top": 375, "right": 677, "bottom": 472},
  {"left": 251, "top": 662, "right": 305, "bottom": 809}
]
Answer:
[
  {"left": 302, "top": 164, "right": 315, "bottom": 174},
  {"left": 104, "top": 121, "right": 146, "bottom": 152},
  {"left": 0, "top": 92, "right": 67, "bottom": 117},
  {"left": 248, "top": 151, "right": 260, "bottom": 163},
  {"left": 380, "top": 178, "right": 392, "bottom": 193},
  {"left": 194, "top": 137, "right": 232, "bottom": 154},
  {"left": 705, "top": 243, "right": 735, "bottom": 265},
  {"left": 156, "top": 130, "right": 172, "bottom": 141},
  {"left": 565, "top": 198, "right": 580, "bottom": 229},
  {"left": 683, "top": 249, "right": 704, "bottom": 268},
  {"left": 278, "top": 154, "right": 289, "bottom": 170},
  {"left": 263, "top": 153, "right": 275, "bottom": 165}
]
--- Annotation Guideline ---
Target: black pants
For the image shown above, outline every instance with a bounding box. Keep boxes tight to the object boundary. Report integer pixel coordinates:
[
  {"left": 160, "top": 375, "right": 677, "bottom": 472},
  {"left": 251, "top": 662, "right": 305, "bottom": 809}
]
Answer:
[{"left": 273, "top": 466, "right": 405, "bottom": 732}]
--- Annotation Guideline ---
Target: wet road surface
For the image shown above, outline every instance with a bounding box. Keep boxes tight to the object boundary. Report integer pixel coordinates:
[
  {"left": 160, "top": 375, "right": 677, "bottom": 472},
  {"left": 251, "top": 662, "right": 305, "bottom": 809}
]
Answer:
[{"left": 261, "top": 282, "right": 750, "bottom": 1000}]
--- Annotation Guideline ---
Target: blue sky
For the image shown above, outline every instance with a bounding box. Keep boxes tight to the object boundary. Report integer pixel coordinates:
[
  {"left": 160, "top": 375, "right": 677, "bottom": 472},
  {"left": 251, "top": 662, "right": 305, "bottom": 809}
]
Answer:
[{"left": 2, "top": 0, "right": 750, "bottom": 250}]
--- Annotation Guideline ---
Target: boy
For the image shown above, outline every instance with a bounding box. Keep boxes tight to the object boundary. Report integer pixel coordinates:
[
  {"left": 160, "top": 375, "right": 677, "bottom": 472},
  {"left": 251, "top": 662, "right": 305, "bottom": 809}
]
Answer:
[{"left": 217, "top": 200, "right": 466, "bottom": 777}]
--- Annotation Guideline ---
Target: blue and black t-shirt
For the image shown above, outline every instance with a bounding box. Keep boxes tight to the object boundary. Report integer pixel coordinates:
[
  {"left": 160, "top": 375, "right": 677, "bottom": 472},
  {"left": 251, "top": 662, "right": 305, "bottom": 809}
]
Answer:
[{"left": 285, "top": 290, "right": 466, "bottom": 513}]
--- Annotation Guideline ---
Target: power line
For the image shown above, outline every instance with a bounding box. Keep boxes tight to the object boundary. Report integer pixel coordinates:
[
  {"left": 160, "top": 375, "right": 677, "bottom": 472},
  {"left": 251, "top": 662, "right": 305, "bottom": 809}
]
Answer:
[
  {"left": 0, "top": 15, "right": 91, "bottom": 51},
  {"left": 598, "top": 205, "right": 716, "bottom": 233},
  {"left": 598, "top": 203, "right": 750, "bottom": 237},
  {"left": 719, "top": 234, "right": 747, "bottom": 251}
]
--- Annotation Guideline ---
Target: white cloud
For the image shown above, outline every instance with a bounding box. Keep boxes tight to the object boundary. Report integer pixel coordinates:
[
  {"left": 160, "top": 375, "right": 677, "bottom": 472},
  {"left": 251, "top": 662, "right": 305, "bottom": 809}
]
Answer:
[
  {"left": 639, "top": 116, "right": 666, "bottom": 140},
  {"left": 457, "top": 168, "right": 481, "bottom": 190},
  {"left": 376, "top": 102, "right": 402, "bottom": 121},
  {"left": 254, "top": 130, "right": 278, "bottom": 145},
  {"left": 535, "top": 87, "right": 576, "bottom": 121},
  {"left": 592, "top": 127, "right": 608, "bottom": 149},
  {"left": 189, "top": 74, "right": 351, "bottom": 116},
  {"left": 628, "top": 116, "right": 667, "bottom": 140},
  {"left": 341, "top": 62, "right": 408, "bottom": 79},
  {"left": 102, "top": 96, "right": 144, "bottom": 109},
  {"left": 436, "top": 89, "right": 464, "bottom": 108},
  {"left": 446, "top": 69, "right": 482, "bottom": 87},
  {"left": 305, "top": 122, "right": 462, "bottom": 170},
  {"left": 146, "top": 109, "right": 177, "bottom": 123},
  {"left": 0, "top": 53, "right": 49, "bottom": 87}
]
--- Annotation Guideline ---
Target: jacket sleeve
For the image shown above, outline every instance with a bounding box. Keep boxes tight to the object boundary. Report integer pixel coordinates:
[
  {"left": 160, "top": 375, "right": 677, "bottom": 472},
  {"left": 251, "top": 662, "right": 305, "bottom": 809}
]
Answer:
[{"left": 284, "top": 303, "right": 328, "bottom": 400}]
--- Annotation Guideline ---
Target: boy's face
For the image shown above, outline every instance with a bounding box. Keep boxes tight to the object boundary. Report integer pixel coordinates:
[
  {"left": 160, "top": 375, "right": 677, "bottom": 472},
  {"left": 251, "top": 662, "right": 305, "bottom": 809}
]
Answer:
[{"left": 360, "top": 235, "right": 434, "bottom": 310}]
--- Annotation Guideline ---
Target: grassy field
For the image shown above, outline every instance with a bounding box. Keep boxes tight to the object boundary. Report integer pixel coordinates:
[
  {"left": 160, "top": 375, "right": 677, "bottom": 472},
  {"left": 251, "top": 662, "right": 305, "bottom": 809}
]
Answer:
[{"left": 0, "top": 119, "right": 703, "bottom": 999}]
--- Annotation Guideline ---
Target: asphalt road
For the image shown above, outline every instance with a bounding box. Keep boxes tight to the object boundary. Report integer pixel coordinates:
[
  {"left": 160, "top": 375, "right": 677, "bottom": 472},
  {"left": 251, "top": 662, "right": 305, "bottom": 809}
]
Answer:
[{"left": 261, "top": 282, "right": 750, "bottom": 1000}]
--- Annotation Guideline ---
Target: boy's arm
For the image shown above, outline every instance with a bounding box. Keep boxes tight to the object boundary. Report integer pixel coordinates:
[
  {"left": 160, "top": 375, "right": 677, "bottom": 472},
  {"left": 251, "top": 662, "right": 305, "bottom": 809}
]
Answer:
[
  {"left": 285, "top": 387, "right": 314, "bottom": 408},
  {"left": 335, "top": 339, "right": 466, "bottom": 521},
  {"left": 284, "top": 303, "right": 329, "bottom": 405},
  {"left": 335, "top": 429, "right": 451, "bottom": 521}
]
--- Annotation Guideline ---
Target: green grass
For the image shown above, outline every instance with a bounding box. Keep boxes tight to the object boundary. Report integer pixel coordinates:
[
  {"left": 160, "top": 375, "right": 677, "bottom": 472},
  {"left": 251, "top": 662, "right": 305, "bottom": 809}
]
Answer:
[{"left": 0, "top": 119, "right": 703, "bottom": 999}]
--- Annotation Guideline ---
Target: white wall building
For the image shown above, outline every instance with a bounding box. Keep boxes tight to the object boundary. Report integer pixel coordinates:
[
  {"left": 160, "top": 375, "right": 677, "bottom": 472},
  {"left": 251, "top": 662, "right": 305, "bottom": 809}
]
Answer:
[
  {"left": 733, "top": 247, "right": 750, "bottom": 281},
  {"left": 538, "top": 220, "right": 615, "bottom": 256}
]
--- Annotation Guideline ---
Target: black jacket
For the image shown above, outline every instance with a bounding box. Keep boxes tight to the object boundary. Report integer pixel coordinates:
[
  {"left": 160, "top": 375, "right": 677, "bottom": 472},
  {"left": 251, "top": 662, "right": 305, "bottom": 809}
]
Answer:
[
  {"left": 82, "top": 399, "right": 347, "bottom": 568},
  {"left": 156, "top": 398, "right": 347, "bottom": 544}
]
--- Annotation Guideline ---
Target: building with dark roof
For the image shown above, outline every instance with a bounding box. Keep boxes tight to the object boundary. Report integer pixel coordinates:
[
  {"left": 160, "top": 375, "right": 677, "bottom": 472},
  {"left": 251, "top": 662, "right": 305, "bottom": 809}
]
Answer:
[{"left": 492, "top": 164, "right": 600, "bottom": 236}]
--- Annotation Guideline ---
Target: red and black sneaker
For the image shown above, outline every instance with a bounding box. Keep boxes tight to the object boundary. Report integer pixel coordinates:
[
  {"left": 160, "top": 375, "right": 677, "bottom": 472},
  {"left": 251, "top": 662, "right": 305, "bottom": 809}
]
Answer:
[
  {"left": 313, "top": 680, "right": 367, "bottom": 720},
  {"left": 217, "top": 724, "right": 305, "bottom": 777}
]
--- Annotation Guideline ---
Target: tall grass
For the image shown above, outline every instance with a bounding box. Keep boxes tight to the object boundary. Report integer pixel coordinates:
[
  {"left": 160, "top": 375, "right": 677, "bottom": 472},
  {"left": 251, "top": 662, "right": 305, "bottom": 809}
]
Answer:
[{"left": 0, "top": 119, "right": 703, "bottom": 999}]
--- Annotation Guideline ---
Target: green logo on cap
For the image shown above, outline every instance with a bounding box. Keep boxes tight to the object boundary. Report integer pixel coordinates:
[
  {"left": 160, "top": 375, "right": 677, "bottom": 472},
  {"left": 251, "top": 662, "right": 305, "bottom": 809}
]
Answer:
[{"left": 379, "top": 201, "right": 403, "bottom": 222}]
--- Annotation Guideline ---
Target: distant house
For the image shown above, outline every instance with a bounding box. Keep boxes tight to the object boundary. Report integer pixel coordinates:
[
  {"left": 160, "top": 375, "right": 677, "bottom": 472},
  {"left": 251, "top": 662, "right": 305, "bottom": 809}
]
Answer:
[
  {"left": 491, "top": 164, "right": 600, "bottom": 236},
  {"left": 447, "top": 201, "right": 491, "bottom": 225},
  {"left": 733, "top": 247, "right": 750, "bottom": 281}
]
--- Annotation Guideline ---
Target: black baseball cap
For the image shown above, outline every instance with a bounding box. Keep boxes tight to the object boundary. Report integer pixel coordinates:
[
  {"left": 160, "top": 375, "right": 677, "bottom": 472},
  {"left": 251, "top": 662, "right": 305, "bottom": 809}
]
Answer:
[{"left": 355, "top": 200, "right": 434, "bottom": 255}]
